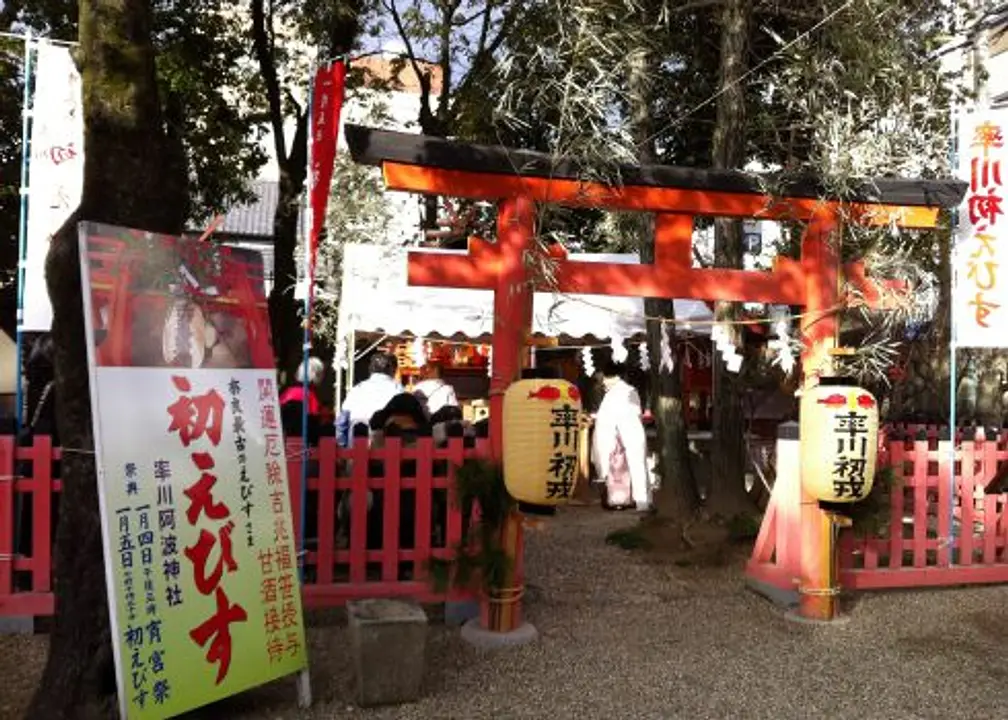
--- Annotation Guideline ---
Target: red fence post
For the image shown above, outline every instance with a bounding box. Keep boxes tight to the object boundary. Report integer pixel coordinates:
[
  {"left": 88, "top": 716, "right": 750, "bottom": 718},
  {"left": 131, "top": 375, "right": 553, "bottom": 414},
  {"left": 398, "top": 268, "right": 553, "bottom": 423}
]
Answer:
[
  {"left": 0, "top": 436, "right": 14, "bottom": 601},
  {"left": 30, "top": 435, "right": 53, "bottom": 593},
  {"left": 381, "top": 437, "right": 402, "bottom": 583},
  {"left": 349, "top": 437, "right": 370, "bottom": 585},
  {"left": 316, "top": 437, "right": 337, "bottom": 586},
  {"left": 413, "top": 438, "right": 433, "bottom": 582}
]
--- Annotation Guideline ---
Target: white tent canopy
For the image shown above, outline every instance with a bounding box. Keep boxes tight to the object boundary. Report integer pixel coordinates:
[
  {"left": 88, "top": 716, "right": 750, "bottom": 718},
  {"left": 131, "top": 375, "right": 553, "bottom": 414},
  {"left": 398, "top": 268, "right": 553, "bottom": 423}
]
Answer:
[{"left": 337, "top": 244, "right": 713, "bottom": 342}]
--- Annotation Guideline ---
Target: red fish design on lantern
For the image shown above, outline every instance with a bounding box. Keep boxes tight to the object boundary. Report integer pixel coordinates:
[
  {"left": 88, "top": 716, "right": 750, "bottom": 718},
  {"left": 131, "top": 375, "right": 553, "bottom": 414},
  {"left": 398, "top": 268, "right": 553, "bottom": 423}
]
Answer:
[{"left": 527, "top": 385, "right": 562, "bottom": 402}]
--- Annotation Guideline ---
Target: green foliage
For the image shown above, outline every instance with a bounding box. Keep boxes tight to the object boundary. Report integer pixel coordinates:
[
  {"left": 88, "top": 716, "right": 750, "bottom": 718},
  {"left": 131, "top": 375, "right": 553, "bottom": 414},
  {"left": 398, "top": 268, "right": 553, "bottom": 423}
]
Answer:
[{"left": 429, "top": 458, "right": 516, "bottom": 594}]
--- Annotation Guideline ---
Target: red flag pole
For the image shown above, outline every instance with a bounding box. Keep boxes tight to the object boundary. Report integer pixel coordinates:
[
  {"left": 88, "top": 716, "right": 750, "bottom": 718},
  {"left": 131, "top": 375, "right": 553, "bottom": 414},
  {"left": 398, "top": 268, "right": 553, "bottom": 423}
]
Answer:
[{"left": 299, "top": 58, "right": 347, "bottom": 583}]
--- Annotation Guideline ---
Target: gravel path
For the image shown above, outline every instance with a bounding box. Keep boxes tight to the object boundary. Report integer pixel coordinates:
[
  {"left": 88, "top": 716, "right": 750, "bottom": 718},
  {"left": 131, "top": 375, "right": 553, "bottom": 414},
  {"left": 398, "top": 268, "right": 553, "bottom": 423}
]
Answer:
[{"left": 6, "top": 506, "right": 1008, "bottom": 719}]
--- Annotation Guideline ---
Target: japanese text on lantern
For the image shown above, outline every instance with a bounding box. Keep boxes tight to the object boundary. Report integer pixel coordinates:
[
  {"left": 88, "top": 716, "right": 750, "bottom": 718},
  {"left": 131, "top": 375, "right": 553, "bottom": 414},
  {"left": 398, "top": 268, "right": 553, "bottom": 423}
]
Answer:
[
  {"left": 965, "top": 120, "right": 1005, "bottom": 331},
  {"left": 831, "top": 410, "right": 869, "bottom": 499},
  {"left": 257, "top": 376, "right": 302, "bottom": 663},
  {"left": 546, "top": 404, "right": 579, "bottom": 500},
  {"left": 230, "top": 378, "right": 254, "bottom": 548},
  {"left": 166, "top": 375, "right": 248, "bottom": 686}
]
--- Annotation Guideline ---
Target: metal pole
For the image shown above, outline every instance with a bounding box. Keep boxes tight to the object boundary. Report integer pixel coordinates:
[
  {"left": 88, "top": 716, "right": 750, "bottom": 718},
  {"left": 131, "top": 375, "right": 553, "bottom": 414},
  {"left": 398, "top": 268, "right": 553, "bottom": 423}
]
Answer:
[
  {"left": 297, "top": 62, "right": 317, "bottom": 586},
  {"left": 15, "top": 31, "right": 34, "bottom": 435}
]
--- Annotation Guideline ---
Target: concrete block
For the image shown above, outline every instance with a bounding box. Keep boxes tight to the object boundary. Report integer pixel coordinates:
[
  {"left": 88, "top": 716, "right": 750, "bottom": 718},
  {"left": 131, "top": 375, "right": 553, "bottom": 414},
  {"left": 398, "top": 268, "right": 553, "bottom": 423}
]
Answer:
[
  {"left": 0, "top": 616, "right": 34, "bottom": 635},
  {"left": 348, "top": 599, "right": 427, "bottom": 707}
]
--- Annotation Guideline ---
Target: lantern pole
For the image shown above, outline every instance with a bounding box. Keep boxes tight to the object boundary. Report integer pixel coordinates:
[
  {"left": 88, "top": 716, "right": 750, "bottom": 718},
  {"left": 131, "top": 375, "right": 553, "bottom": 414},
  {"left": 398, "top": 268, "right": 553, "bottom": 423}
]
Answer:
[
  {"left": 484, "top": 195, "right": 535, "bottom": 636},
  {"left": 797, "top": 209, "right": 843, "bottom": 622}
]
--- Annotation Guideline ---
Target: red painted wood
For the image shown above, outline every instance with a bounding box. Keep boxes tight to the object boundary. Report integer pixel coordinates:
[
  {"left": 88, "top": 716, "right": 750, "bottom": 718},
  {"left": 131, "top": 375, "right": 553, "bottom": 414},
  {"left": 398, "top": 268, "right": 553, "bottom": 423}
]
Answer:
[
  {"left": 381, "top": 438, "right": 402, "bottom": 582},
  {"left": 910, "top": 440, "right": 928, "bottom": 568},
  {"left": 444, "top": 438, "right": 465, "bottom": 551},
  {"left": 413, "top": 438, "right": 433, "bottom": 582},
  {"left": 29, "top": 436, "right": 52, "bottom": 593},
  {"left": 937, "top": 440, "right": 952, "bottom": 567},
  {"left": 349, "top": 437, "right": 370, "bottom": 584},
  {"left": 960, "top": 441, "right": 976, "bottom": 565},
  {"left": 842, "top": 564, "right": 1008, "bottom": 590},
  {"left": 889, "top": 442, "right": 906, "bottom": 569},
  {"left": 0, "top": 592, "right": 53, "bottom": 616},
  {"left": 317, "top": 437, "right": 337, "bottom": 585},
  {"left": 0, "top": 436, "right": 13, "bottom": 598}
]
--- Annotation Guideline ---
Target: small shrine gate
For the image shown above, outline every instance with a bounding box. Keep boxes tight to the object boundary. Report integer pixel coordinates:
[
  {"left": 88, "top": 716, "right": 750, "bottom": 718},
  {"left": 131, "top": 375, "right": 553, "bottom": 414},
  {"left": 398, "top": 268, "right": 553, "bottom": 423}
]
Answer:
[{"left": 345, "top": 124, "right": 965, "bottom": 625}]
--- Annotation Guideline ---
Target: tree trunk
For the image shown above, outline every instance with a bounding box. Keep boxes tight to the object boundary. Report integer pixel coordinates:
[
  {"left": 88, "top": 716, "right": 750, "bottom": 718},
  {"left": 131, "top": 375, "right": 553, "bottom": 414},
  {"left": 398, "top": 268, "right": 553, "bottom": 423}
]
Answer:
[
  {"left": 627, "top": 38, "right": 697, "bottom": 519},
  {"left": 708, "top": 0, "right": 753, "bottom": 517},
  {"left": 269, "top": 112, "right": 307, "bottom": 376},
  {"left": 26, "top": 0, "right": 187, "bottom": 716}
]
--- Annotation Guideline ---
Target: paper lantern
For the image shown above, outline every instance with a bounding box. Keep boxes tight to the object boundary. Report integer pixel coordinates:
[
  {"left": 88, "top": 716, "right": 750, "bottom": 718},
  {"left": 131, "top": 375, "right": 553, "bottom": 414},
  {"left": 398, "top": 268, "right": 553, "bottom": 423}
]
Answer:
[
  {"left": 502, "top": 379, "right": 584, "bottom": 506},
  {"left": 800, "top": 380, "right": 879, "bottom": 503}
]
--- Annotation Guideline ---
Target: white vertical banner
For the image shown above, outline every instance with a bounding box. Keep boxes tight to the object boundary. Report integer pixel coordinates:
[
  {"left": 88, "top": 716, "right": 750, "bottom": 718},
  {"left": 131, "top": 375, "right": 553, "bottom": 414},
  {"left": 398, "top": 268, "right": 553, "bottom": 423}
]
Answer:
[
  {"left": 954, "top": 109, "right": 1008, "bottom": 347},
  {"left": 23, "top": 41, "right": 84, "bottom": 331}
]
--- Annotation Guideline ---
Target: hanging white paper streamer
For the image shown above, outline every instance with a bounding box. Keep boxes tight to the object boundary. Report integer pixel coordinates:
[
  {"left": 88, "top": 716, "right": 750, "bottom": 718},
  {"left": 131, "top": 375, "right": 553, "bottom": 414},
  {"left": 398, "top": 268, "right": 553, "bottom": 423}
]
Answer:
[
  {"left": 659, "top": 323, "right": 675, "bottom": 373},
  {"left": 713, "top": 322, "right": 743, "bottom": 374},
  {"left": 335, "top": 338, "right": 349, "bottom": 370},
  {"left": 486, "top": 347, "right": 493, "bottom": 377},
  {"left": 638, "top": 341, "right": 649, "bottom": 371},
  {"left": 581, "top": 346, "right": 595, "bottom": 376},
  {"left": 768, "top": 309, "right": 796, "bottom": 376},
  {"left": 610, "top": 331, "right": 628, "bottom": 364},
  {"left": 411, "top": 337, "right": 426, "bottom": 367}
]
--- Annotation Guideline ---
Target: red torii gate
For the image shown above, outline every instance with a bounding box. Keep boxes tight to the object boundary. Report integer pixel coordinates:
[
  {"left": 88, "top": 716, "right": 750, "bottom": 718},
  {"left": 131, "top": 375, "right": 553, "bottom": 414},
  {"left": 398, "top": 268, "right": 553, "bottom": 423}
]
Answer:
[{"left": 346, "top": 124, "right": 965, "bottom": 628}]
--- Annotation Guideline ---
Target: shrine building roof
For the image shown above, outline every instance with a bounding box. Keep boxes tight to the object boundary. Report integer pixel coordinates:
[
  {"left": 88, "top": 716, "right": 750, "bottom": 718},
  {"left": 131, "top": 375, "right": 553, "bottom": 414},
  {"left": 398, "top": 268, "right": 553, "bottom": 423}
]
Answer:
[{"left": 345, "top": 124, "right": 966, "bottom": 209}]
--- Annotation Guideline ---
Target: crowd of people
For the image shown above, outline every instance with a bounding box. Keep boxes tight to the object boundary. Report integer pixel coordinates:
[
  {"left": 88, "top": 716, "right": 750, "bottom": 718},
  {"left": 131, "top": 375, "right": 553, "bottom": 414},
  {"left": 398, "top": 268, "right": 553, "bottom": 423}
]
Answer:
[
  {"left": 279, "top": 349, "right": 654, "bottom": 514},
  {"left": 279, "top": 350, "right": 469, "bottom": 449}
]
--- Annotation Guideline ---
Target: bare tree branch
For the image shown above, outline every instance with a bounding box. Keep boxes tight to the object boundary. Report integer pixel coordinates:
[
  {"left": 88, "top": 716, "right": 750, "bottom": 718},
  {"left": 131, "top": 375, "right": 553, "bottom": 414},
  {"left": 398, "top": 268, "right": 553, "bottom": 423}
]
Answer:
[{"left": 250, "top": 0, "right": 287, "bottom": 165}]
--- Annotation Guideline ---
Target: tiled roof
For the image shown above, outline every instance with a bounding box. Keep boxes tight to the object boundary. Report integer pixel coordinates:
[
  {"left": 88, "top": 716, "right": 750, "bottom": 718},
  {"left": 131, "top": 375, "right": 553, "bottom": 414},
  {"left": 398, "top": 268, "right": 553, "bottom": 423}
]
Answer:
[{"left": 187, "top": 179, "right": 305, "bottom": 240}]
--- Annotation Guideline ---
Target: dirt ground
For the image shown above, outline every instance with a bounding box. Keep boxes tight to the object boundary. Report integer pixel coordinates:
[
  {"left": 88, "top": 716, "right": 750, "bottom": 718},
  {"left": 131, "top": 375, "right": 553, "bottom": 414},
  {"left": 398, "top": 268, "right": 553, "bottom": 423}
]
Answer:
[{"left": 5, "top": 506, "right": 1008, "bottom": 719}]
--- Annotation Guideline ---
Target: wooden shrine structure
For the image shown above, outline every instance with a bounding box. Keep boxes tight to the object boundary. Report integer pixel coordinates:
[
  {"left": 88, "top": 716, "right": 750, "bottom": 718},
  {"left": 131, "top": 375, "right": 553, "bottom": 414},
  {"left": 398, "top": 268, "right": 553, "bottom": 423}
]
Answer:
[{"left": 345, "top": 123, "right": 966, "bottom": 626}]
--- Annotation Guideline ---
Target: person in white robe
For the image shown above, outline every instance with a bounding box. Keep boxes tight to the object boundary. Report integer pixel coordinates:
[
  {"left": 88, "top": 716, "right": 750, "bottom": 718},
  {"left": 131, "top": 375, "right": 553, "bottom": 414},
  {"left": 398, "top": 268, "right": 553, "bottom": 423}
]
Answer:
[{"left": 591, "top": 361, "right": 651, "bottom": 511}]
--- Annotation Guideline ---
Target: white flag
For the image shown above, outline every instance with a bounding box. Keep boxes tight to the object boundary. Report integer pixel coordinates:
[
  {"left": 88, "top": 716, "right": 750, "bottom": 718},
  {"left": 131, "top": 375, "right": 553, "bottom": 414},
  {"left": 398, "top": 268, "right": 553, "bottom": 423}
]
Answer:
[{"left": 23, "top": 42, "right": 84, "bottom": 331}]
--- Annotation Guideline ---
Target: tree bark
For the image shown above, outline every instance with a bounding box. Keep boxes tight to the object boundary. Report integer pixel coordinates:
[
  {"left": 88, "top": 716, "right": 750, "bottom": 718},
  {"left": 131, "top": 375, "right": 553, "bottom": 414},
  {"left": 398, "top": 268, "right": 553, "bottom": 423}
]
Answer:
[
  {"left": 26, "top": 0, "right": 187, "bottom": 716},
  {"left": 708, "top": 0, "right": 754, "bottom": 517},
  {"left": 627, "top": 37, "right": 698, "bottom": 519}
]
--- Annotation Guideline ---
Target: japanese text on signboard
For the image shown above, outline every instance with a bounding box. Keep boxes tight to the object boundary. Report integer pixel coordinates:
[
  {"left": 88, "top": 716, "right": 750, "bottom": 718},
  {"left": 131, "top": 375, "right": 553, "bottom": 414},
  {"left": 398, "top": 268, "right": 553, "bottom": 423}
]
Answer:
[
  {"left": 957, "top": 114, "right": 1008, "bottom": 347},
  {"left": 167, "top": 375, "right": 248, "bottom": 686}
]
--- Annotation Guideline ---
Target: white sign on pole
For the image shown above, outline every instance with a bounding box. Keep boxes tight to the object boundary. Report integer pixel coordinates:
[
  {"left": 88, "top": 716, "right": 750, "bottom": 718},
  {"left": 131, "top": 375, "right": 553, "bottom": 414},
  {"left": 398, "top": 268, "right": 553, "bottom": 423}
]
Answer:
[
  {"left": 23, "top": 42, "right": 84, "bottom": 331},
  {"left": 954, "top": 109, "right": 1008, "bottom": 348}
]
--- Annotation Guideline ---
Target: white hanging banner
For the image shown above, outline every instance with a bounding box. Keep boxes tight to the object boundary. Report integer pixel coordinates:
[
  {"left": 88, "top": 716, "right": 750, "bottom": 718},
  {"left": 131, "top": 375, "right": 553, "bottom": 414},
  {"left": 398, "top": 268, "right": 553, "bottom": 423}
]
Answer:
[
  {"left": 23, "top": 41, "right": 85, "bottom": 331},
  {"left": 954, "top": 110, "right": 1008, "bottom": 347}
]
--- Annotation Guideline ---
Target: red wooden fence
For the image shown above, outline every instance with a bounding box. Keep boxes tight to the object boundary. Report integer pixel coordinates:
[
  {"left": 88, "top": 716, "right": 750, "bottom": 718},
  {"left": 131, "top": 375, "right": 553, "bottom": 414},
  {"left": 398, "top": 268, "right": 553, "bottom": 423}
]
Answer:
[
  {"left": 840, "top": 427, "right": 1008, "bottom": 588},
  {"left": 0, "top": 435, "right": 485, "bottom": 617}
]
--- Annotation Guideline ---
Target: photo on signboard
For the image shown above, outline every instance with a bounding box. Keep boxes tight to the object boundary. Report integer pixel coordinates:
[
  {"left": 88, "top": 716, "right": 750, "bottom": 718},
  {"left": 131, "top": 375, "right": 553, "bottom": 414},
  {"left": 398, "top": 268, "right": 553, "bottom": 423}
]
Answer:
[{"left": 82, "top": 227, "right": 274, "bottom": 369}]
